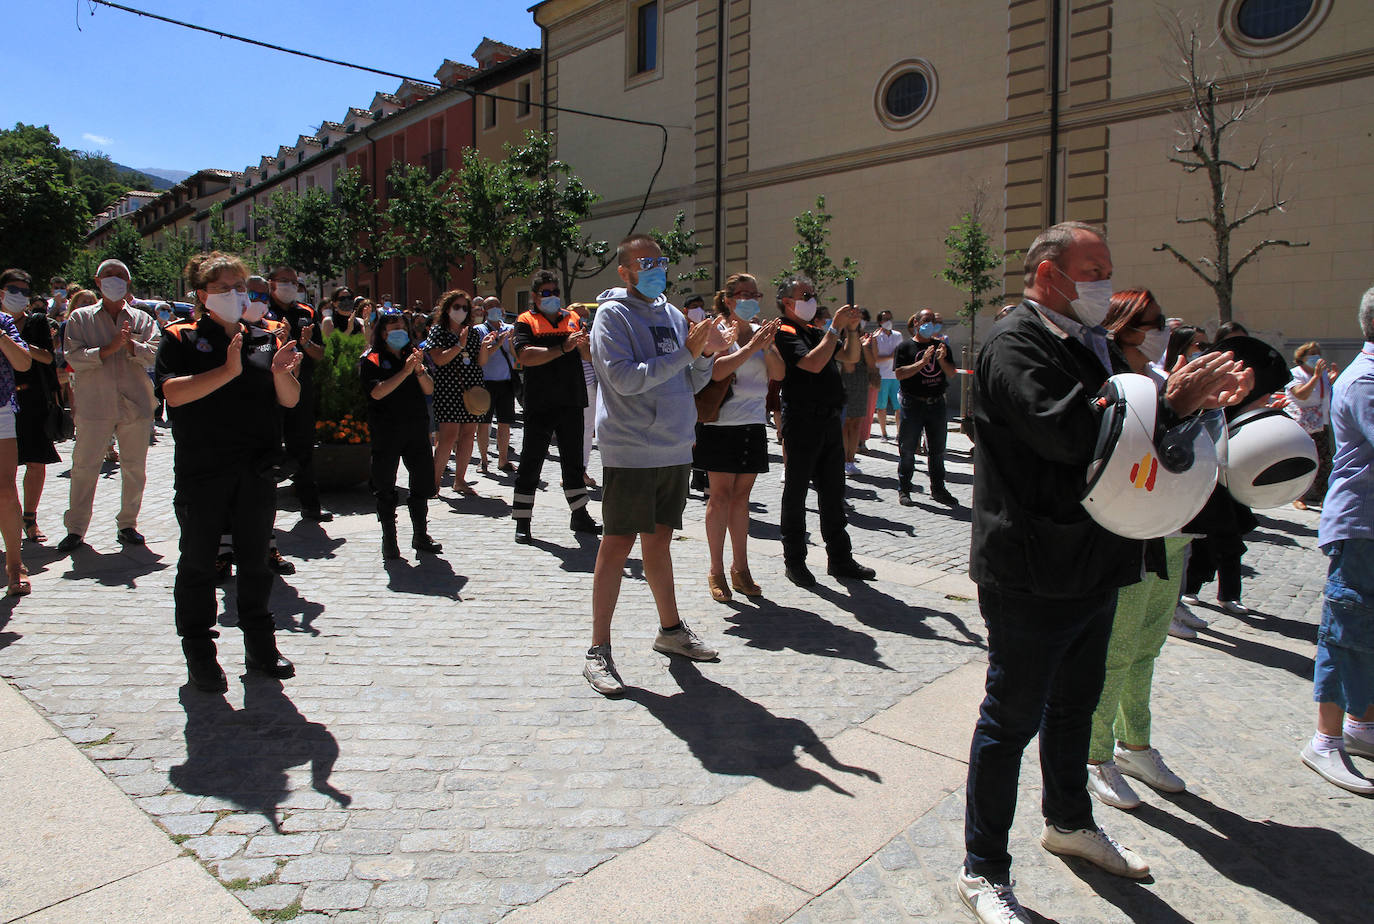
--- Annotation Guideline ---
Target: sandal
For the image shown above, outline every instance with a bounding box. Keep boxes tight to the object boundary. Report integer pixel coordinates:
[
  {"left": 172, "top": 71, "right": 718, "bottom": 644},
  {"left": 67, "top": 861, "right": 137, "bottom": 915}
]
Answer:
[
  {"left": 7, "top": 562, "right": 31, "bottom": 597},
  {"left": 22, "top": 512, "right": 46, "bottom": 543},
  {"left": 499, "top": 461, "right": 516, "bottom": 474},
  {"left": 708, "top": 572, "right": 732, "bottom": 602}
]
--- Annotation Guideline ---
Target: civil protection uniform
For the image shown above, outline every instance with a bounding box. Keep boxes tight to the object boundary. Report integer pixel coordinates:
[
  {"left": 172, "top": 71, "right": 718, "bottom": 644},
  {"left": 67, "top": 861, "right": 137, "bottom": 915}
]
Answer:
[
  {"left": 154, "top": 316, "right": 289, "bottom": 669},
  {"left": 277, "top": 301, "right": 327, "bottom": 517},
  {"left": 511, "top": 307, "right": 589, "bottom": 523},
  {"left": 775, "top": 318, "right": 853, "bottom": 568},
  {"left": 358, "top": 346, "right": 435, "bottom": 546}
]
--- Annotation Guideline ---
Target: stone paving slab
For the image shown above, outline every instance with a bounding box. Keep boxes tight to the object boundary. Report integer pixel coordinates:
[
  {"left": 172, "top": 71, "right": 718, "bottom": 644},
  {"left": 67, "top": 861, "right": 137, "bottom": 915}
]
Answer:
[{"left": 15, "top": 857, "right": 255, "bottom": 924}]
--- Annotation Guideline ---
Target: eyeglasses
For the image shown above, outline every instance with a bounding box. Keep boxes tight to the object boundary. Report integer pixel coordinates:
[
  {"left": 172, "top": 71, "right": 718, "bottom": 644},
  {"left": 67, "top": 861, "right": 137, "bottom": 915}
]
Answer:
[
  {"left": 3, "top": 285, "right": 31, "bottom": 297},
  {"left": 635, "top": 257, "right": 670, "bottom": 271},
  {"left": 537, "top": 289, "right": 560, "bottom": 298},
  {"left": 1130, "top": 314, "right": 1166, "bottom": 332}
]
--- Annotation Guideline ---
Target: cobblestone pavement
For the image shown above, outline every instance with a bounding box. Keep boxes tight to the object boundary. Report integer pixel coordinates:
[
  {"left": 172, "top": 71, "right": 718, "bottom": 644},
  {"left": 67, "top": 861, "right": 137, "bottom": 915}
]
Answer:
[{"left": 1, "top": 421, "right": 1363, "bottom": 923}]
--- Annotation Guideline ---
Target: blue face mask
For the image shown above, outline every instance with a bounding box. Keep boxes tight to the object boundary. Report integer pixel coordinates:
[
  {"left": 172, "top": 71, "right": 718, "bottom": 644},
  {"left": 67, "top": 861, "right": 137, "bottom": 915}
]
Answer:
[
  {"left": 386, "top": 329, "right": 410, "bottom": 350},
  {"left": 733, "top": 298, "right": 760, "bottom": 321},
  {"left": 918, "top": 322, "right": 942, "bottom": 338},
  {"left": 488, "top": 309, "right": 503, "bottom": 325},
  {"left": 634, "top": 266, "right": 667, "bottom": 301},
  {"left": 538, "top": 295, "right": 563, "bottom": 315}
]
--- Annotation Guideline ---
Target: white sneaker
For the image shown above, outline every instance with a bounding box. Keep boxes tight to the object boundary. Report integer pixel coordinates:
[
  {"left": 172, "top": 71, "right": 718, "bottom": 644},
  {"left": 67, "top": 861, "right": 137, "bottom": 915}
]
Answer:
[
  {"left": 1086, "top": 761, "right": 1141, "bottom": 810},
  {"left": 1167, "top": 617, "right": 1197, "bottom": 639},
  {"left": 956, "top": 871, "right": 1031, "bottom": 924},
  {"left": 1175, "top": 604, "right": 1208, "bottom": 629},
  {"left": 652, "top": 621, "right": 719, "bottom": 660},
  {"left": 1115, "top": 746, "right": 1186, "bottom": 793},
  {"left": 583, "top": 644, "right": 624, "bottom": 696},
  {"left": 1179, "top": 594, "right": 1200, "bottom": 606},
  {"left": 1219, "top": 599, "right": 1250, "bottom": 615},
  {"left": 1345, "top": 734, "right": 1374, "bottom": 761},
  {"left": 1040, "top": 823, "right": 1150, "bottom": 879},
  {"left": 844, "top": 461, "right": 861, "bottom": 475},
  {"left": 1301, "top": 743, "right": 1374, "bottom": 795}
]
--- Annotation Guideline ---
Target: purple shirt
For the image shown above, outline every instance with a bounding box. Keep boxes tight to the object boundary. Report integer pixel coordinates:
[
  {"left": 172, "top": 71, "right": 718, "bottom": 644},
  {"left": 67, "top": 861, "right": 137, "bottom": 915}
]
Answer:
[
  {"left": 1318, "top": 341, "right": 1374, "bottom": 547},
  {"left": 0, "top": 313, "right": 29, "bottom": 412}
]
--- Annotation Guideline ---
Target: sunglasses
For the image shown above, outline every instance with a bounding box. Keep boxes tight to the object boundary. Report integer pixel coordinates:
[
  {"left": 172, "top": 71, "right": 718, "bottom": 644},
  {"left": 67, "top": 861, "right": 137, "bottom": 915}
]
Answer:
[
  {"left": 4, "top": 285, "right": 31, "bottom": 297},
  {"left": 1129, "top": 314, "right": 1166, "bottom": 332},
  {"left": 377, "top": 307, "right": 404, "bottom": 319},
  {"left": 537, "top": 289, "right": 560, "bottom": 298},
  {"left": 635, "top": 256, "right": 670, "bottom": 271}
]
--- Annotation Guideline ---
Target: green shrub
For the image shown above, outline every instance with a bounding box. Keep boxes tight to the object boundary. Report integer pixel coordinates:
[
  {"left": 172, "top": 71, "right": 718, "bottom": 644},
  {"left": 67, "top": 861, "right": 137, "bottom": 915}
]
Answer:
[{"left": 313, "top": 332, "right": 370, "bottom": 444}]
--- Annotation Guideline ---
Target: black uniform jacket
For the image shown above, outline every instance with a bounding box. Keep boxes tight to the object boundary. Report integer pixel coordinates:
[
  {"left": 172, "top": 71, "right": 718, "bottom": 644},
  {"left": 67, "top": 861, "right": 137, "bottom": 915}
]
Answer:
[{"left": 969, "top": 302, "right": 1145, "bottom": 599}]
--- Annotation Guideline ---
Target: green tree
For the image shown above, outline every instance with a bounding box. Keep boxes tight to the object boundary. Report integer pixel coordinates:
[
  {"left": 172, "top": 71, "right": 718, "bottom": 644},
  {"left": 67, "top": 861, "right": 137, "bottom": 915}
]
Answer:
[
  {"left": 507, "top": 132, "right": 608, "bottom": 301},
  {"left": 454, "top": 147, "right": 533, "bottom": 301},
  {"left": 141, "top": 229, "right": 199, "bottom": 300},
  {"left": 96, "top": 217, "right": 147, "bottom": 284},
  {"left": 206, "top": 202, "right": 252, "bottom": 258},
  {"left": 939, "top": 208, "right": 1005, "bottom": 352},
  {"left": 384, "top": 163, "right": 467, "bottom": 293},
  {"left": 254, "top": 187, "right": 352, "bottom": 303},
  {"left": 771, "top": 195, "right": 859, "bottom": 304},
  {"left": 647, "top": 211, "right": 710, "bottom": 296},
  {"left": 0, "top": 157, "right": 89, "bottom": 284},
  {"left": 335, "top": 167, "right": 387, "bottom": 294}
]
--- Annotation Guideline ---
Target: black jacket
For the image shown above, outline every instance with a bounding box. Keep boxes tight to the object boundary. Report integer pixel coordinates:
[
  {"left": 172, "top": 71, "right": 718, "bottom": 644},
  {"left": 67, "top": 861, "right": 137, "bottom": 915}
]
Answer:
[{"left": 969, "top": 302, "right": 1144, "bottom": 598}]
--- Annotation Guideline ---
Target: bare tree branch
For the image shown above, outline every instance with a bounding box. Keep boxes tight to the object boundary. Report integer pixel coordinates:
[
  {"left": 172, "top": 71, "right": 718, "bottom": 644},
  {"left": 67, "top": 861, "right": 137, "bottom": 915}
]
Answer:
[
  {"left": 1228, "top": 199, "right": 1287, "bottom": 231},
  {"left": 1232, "top": 238, "right": 1310, "bottom": 275},
  {"left": 1154, "top": 243, "right": 1218, "bottom": 288}
]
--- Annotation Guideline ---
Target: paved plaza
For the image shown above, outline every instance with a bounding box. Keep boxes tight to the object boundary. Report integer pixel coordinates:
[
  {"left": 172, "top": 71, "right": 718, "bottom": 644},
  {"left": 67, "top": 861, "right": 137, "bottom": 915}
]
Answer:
[{"left": 1, "top": 419, "right": 1370, "bottom": 923}]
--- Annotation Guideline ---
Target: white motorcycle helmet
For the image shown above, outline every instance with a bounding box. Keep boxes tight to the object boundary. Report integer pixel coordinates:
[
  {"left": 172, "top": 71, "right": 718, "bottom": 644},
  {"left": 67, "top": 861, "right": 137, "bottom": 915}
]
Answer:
[
  {"left": 1081, "top": 374, "right": 1219, "bottom": 539},
  {"left": 1221, "top": 408, "right": 1317, "bottom": 508}
]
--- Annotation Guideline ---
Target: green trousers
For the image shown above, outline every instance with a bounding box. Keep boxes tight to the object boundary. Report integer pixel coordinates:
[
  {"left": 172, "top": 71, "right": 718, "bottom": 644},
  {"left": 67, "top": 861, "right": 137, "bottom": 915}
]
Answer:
[{"left": 1089, "top": 536, "right": 1191, "bottom": 762}]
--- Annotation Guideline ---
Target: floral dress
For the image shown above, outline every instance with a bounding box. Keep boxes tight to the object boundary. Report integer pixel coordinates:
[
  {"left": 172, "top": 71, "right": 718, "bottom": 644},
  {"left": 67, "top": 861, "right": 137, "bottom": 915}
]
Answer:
[{"left": 428, "top": 326, "right": 487, "bottom": 424}]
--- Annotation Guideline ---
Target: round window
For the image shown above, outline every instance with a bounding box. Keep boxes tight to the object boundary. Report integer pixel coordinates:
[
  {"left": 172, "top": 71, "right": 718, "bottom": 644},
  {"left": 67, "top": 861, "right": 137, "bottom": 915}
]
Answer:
[
  {"left": 875, "top": 59, "right": 939, "bottom": 130},
  {"left": 1220, "top": 0, "right": 1329, "bottom": 57}
]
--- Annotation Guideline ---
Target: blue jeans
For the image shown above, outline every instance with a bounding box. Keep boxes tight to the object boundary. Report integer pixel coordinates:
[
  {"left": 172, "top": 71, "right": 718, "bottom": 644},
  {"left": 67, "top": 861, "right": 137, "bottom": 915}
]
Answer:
[
  {"left": 1315, "top": 538, "right": 1374, "bottom": 715},
  {"left": 965, "top": 585, "right": 1117, "bottom": 882},
  {"left": 897, "top": 394, "right": 947, "bottom": 493}
]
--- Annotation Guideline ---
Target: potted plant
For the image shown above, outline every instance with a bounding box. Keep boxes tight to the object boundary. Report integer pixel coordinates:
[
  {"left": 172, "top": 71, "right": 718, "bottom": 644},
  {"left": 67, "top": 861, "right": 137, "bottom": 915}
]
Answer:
[{"left": 312, "top": 332, "right": 373, "bottom": 491}]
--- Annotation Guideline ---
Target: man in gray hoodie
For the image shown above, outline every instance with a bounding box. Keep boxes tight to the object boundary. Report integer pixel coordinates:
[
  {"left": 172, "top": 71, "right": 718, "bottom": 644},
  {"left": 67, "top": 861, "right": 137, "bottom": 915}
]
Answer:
[{"left": 584, "top": 235, "right": 734, "bottom": 695}]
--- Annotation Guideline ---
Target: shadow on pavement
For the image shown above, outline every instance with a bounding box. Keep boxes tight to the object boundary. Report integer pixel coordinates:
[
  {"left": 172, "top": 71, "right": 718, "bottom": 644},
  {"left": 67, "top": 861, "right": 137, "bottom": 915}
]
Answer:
[
  {"left": 169, "top": 676, "right": 350, "bottom": 831},
  {"left": 59, "top": 545, "right": 167, "bottom": 588},
  {"left": 270, "top": 581, "right": 325, "bottom": 636},
  {"left": 1131, "top": 792, "right": 1374, "bottom": 923},
  {"left": 383, "top": 555, "right": 468, "bottom": 599},
  {"left": 529, "top": 534, "right": 598, "bottom": 573},
  {"left": 811, "top": 581, "right": 985, "bottom": 650},
  {"left": 437, "top": 493, "right": 510, "bottom": 520},
  {"left": 623, "top": 659, "right": 881, "bottom": 794},
  {"left": 1187, "top": 627, "right": 1313, "bottom": 679},
  {"left": 281, "top": 520, "right": 347, "bottom": 562},
  {"left": 1253, "top": 512, "right": 1317, "bottom": 537},
  {"left": 0, "top": 600, "right": 18, "bottom": 650},
  {"left": 721, "top": 599, "right": 891, "bottom": 670}
]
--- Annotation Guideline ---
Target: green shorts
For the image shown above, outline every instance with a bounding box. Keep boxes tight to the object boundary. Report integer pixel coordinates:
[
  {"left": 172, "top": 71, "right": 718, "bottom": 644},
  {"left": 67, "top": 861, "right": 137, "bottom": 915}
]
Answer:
[{"left": 601, "top": 464, "right": 691, "bottom": 536}]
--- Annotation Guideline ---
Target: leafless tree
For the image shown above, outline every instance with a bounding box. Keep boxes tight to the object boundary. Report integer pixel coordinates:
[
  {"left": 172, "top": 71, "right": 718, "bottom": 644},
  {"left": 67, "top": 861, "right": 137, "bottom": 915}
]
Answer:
[{"left": 1154, "top": 17, "right": 1308, "bottom": 323}]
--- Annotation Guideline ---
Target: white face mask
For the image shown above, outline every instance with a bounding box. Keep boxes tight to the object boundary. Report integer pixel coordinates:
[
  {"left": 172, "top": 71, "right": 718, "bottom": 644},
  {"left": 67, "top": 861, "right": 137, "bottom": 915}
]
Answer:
[
  {"left": 242, "top": 300, "right": 267, "bottom": 323},
  {"left": 3, "top": 292, "right": 28, "bottom": 313},
  {"left": 686, "top": 307, "right": 705, "bottom": 323},
  {"left": 273, "top": 282, "right": 299, "bottom": 304},
  {"left": 204, "top": 290, "right": 243, "bottom": 324},
  {"left": 99, "top": 277, "right": 129, "bottom": 301},
  {"left": 1138, "top": 327, "right": 1169, "bottom": 364},
  {"left": 793, "top": 297, "right": 818, "bottom": 322},
  {"left": 451, "top": 308, "right": 468, "bottom": 326},
  {"left": 1054, "top": 268, "right": 1112, "bottom": 327},
  {"left": 880, "top": 320, "right": 893, "bottom": 332}
]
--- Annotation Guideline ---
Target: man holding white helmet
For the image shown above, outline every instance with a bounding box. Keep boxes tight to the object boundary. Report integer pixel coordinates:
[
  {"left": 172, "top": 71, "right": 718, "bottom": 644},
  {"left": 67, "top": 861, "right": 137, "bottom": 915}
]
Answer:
[
  {"left": 57, "top": 259, "right": 160, "bottom": 553},
  {"left": 1301, "top": 286, "right": 1374, "bottom": 795},
  {"left": 958, "top": 222, "right": 1251, "bottom": 924}
]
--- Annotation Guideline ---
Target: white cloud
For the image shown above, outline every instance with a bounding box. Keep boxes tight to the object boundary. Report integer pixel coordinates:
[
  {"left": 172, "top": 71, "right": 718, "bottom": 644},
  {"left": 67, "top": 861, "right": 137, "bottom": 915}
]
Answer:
[{"left": 82, "top": 133, "right": 113, "bottom": 146}]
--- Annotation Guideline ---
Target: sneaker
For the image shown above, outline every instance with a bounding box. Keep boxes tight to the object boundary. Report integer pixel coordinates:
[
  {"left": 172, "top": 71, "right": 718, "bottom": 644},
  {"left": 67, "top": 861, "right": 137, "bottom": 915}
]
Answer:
[
  {"left": 1040, "top": 823, "right": 1150, "bottom": 879},
  {"left": 1115, "top": 746, "right": 1186, "bottom": 793},
  {"left": 1344, "top": 734, "right": 1374, "bottom": 761},
  {"left": 1175, "top": 604, "right": 1208, "bottom": 629},
  {"left": 1179, "top": 593, "right": 1200, "bottom": 606},
  {"left": 1167, "top": 616, "right": 1197, "bottom": 640},
  {"left": 844, "top": 461, "right": 860, "bottom": 475},
  {"left": 652, "top": 622, "right": 718, "bottom": 661},
  {"left": 583, "top": 644, "right": 624, "bottom": 696},
  {"left": 956, "top": 871, "right": 1031, "bottom": 924},
  {"left": 1219, "top": 599, "right": 1250, "bottom": 615},
  {"left": 1086, "top": 761, "right": 1141, "bottom": 810},
  {"left": 1301, "top": 743, "right": 1374, "bottom": 794},
  {"left": 898, "top": 491, "right": 915, "bottom": 506}
]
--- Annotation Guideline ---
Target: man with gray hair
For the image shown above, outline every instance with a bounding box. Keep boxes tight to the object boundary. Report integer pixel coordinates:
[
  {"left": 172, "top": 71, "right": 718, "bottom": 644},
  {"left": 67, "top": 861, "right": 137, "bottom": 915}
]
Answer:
[
  {"left": 57, "top": 259, "right": 161, "bottom": 552},
  {"left": 1301, "top": 286, "right": 1374, "bottom": 795},
  {"left": 773, "top": 275, "right": 874, "bottom": 587}
]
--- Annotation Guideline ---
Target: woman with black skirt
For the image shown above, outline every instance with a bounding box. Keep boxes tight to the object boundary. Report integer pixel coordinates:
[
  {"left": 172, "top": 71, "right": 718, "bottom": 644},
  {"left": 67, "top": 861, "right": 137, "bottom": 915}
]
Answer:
[
  {"left": 5, "top": 291, "right": 61, "bottom": 543},
  {"left": 359, "top": 309, "right": 442, "bottom": 560}
]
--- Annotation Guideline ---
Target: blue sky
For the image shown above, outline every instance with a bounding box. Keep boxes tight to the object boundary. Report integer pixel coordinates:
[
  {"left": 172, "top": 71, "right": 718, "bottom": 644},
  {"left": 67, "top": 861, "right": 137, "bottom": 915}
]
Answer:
[{"left": 3, "top": 0, "right": 541, "bottom": 175}]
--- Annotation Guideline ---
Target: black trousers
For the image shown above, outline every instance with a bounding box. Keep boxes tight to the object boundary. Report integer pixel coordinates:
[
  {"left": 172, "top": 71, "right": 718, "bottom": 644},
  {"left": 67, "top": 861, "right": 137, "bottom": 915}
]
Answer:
[
  {"left": 370, "top": 421, "right": 435, "bottom": 517},
  {"left": 284, "top": 396, "right": 322, "bottom": 515},
  {"left": 780, "top": 408, "right": 851, "bottom": 564},
  {"left": 898, "top": 394, "right": 948, "bottom": 493},
  {"left": 174, "top": 467, "right": 276, "bottom": 640},
  {"left": 513, "top": 405, "right": 587, "bottom": 520},
  {"left": 1185, "top": 533, "right": 1245, "bottom": 602}
]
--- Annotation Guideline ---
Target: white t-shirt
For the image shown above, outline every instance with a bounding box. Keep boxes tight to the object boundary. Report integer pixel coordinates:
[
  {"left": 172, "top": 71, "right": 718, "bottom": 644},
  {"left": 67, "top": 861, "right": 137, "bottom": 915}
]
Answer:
[
  {"left": 874, "top": 328, "right": 903, "bottom": 379},
  {"left": 707, "top": 343, "right": 769, "bottom": 428},
  {"left": 1284, "top": 363, "right": 1331, "bottom": 433}
]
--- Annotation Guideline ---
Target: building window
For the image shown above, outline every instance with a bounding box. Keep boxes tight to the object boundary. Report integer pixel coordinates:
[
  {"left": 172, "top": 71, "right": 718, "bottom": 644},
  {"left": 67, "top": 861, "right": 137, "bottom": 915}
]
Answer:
[
  {"left": 518, "top": 80, "right": 532, "bottom": 117},
  {"left": 485, "top": 96, "right": 497, "bottom": 129},
  {"left": 874, "top": 59, "right": 939, "bottom": 130},
  {"left": 634, "top": 1, "right": 658, "bottom": 74},
  {"left": 1220, "top": 0, "right": 1330, "bottom": 57}
]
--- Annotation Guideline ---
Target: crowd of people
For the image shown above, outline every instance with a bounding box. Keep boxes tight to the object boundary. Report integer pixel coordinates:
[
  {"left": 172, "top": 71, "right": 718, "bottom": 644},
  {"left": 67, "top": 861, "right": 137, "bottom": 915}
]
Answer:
[{"left": 2, "top": 215, "right": 1369, "bottom": 924}]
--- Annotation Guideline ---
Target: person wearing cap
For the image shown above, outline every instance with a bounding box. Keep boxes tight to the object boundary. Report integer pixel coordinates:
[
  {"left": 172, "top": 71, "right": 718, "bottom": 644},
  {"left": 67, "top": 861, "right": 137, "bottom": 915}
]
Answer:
[
  {"left": 1301, "top": 286, "right": 1374, "bottom": 795},
  {"left": 56, "top": 258, "right": 160, "bottom": 553},
  {"left": 957, "top": 222, "right": 1250, "bottom": 924}
]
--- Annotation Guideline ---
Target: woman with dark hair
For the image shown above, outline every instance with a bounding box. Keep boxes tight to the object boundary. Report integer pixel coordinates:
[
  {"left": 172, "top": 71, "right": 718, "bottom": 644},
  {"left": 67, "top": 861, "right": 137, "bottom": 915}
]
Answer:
[
  {"left": 0, "top": 269, "right": 34, "bottom": 595},
  {"left": 4, "top": 284, "right": 61, "bottom": 544},
  {"left": 359, "top": 309, "right": 441, "bottom": 559},
  {"left": 1084, "top": 288, "right": 1196, "bottom": 811},
  {"left": 1163, "top": 325, "right": 1208, "bottom": 375},
  {"left": 427, "top": 290, "right": 499, "bottom": 497},
  {"left": 1214, "top": 320, "right": 1248, "bottom": 343}
]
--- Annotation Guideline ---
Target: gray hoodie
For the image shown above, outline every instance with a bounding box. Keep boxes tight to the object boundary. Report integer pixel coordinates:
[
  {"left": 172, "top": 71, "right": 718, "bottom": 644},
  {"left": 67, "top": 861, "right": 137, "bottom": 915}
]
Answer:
[{"left": 591, "top": 286, "right": 714, "bottom": 469}]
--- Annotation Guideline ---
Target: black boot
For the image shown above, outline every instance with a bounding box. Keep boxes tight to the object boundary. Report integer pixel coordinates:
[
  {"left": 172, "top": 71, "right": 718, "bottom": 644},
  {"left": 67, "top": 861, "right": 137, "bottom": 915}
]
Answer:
[
  {"left": 514, "top": 518, "right": 532, "bottom": 544},
  {"left": 378, "top": 502, "right": 401, "bottom": 560},
  {"left": 182, "top": 636, "right": 227, "bottom": 693},
  {"left": 244, "top": 630, "right": 295, "bottom": 679},
  {"left": 570, "top": 508, "right": 602, "bottom": 535},
  {"left": 409, "top": 502, "right": 442, "bottom": 554}
]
